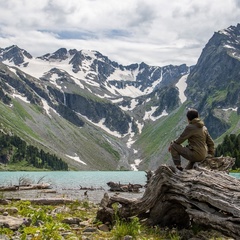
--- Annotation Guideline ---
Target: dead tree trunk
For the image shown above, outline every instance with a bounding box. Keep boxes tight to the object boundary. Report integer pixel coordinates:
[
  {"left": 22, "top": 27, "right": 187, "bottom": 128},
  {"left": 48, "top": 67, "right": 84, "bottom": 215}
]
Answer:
[{"left": 96, "top": 156, "right": 240, "bottom": 239}]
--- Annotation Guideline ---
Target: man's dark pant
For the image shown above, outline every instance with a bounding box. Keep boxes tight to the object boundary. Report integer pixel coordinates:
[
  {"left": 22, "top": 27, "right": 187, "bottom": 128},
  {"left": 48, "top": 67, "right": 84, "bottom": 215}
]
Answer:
[{"left": 170, "top": 142, "right": 203, "bottom": 169}]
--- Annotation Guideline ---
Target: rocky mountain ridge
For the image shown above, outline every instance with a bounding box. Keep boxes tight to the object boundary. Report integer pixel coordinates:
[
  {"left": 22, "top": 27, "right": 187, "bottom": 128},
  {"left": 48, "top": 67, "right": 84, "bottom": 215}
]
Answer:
[
  {"left": 0, "top": 23, "right": 239, "bottom": 170},
  {"left": 185, "top": 23, "right": 240, "bottom": 138},
  {"left": 0, "top": 44, "right": 190, "bottom": 135}
]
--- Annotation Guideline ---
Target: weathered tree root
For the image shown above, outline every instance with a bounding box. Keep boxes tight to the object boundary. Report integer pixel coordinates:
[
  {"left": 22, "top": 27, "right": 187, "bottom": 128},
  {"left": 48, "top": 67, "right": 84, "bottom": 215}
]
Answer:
[{"left": 97, "top": 157, "right": 240, "bottom": 239}]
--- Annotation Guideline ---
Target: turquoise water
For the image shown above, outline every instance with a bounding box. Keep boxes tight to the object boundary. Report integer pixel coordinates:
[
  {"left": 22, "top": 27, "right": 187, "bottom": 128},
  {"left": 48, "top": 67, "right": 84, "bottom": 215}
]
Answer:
[
  {"left": 0, "top": 171, "right": 239, "bottom": 203},
  {"left": 0, "top": 171, "right": 147, "bottom": 189},
  {"left": 230, "top": 172, "right": 240, "bottom": 179},
  {"left": 0, "top": 171, "right": 239, "bottom": 188},
  {"left": 0, "top": 171, "right": 147, "bottom": 202}
]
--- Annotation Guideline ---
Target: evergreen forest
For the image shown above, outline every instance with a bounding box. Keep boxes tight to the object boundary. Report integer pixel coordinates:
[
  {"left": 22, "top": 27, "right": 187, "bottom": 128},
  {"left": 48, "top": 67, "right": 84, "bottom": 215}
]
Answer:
[
  {"left": 1, "top": 130, "right": 240, "bottom": 171},
  {"left": 215, "top": 133, "right": 240, "bottom": 169},
  {"left": 0, "top": 131, "right": 68, "bottom": 170}
]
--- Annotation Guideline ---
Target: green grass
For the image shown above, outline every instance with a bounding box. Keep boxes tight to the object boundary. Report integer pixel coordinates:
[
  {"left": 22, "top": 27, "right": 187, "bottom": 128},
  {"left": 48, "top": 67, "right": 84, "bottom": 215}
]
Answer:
[
  {"left": 0, "top": 160, "right": 49, "bottom": 171},
  {"left": 111, "top": 217, "right": 142, "bottom": 239},
  {"left": 206, "top": 89, "right": 228, "bottom": 106},
  {"left": 0, "top": 97, "right": 122, "bottom": 171},
  {"left": 12, "top": 99, "right": 34, "bottom": 121},
  {"left": 99, "top": 141, "right": 120, "bottom": 161},
  {"left": 214, "top": 111, "right": 240, "bottom": 145},
  {"left": 137, "top": 104, "right": 187, "bottom": 159},
  {"left": 0, "top": 101, "right": 40, "bottom": 141},
  {"left": 0, "top": 199, "right": 230, "bottom": 239}
]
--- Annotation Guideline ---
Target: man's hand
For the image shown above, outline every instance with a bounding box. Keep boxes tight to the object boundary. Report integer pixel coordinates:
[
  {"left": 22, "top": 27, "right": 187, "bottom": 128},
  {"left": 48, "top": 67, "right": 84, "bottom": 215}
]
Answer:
[{"left": 168, "top": 144, "right": 172, "bottom": 152}]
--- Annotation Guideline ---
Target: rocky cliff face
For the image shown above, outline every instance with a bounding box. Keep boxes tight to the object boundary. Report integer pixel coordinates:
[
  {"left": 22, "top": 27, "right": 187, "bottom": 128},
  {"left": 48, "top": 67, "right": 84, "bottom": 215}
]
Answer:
[{"left": 186, "top": 24, "right": 240, "bottom": 138}]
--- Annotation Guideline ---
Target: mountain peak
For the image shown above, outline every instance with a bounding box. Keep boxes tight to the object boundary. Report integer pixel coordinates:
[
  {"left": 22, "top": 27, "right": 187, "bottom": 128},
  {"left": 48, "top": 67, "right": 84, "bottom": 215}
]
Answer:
[
  {"left": 218, "top": 24, "right": 240, "bottom": 38},
  {"left": 186, "top": 23, "right": 240, "bottom": 137},
  {"left": 37, "top": 48, "right": 75, "bottom": 61},
  {"left": 0, "top": 45, "right": 32, "bottom": 66}
]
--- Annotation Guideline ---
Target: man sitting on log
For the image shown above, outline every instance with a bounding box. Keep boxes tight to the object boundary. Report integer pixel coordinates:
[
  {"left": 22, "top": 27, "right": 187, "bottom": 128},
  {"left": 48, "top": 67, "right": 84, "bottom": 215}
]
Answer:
[{"left": 168, "top": 109, "right": 215, "bottom": 170}]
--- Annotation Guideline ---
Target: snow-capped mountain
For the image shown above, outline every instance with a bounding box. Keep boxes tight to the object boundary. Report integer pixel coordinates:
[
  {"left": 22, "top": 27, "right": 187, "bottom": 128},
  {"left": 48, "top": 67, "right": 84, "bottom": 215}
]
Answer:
[
  {"left": 0, "top": 45, "right": 190, "bottom": 135},
  {"left": 0, "top": 44, "right": 190, "bottom": 170},
  {"left": 0, "top": 23, "right": 239, "bottom": 171},
  {"left": 1, "top": 45, "right": 190, "bottom": 98}
]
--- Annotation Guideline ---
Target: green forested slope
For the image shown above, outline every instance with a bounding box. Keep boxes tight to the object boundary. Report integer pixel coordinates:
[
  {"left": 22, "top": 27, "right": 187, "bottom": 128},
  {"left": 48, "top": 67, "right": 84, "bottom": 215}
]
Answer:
[{"left": 0, "top": 132, "right": 68, "bottom": 171}]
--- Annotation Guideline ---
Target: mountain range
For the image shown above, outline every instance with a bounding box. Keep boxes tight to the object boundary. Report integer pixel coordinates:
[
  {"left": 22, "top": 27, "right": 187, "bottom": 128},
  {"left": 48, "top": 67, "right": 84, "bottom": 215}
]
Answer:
[{"left": 0, "top": 23, "right": 239, "bottom": 171}]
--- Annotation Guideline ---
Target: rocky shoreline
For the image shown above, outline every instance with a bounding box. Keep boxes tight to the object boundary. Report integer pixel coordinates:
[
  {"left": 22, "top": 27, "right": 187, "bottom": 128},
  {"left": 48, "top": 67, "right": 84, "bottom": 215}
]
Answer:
[
  {"left": 0, "top": 197, "right": 234, "bottom": 240},
  {"left": 0, "top": 198, "right": 103, "bottom": 240},
  {"left": 0, "top": 187, "right": 144, "bottom": 204},
  {"left": 0, "top": 175, "right": 235, "bottom": 240}
]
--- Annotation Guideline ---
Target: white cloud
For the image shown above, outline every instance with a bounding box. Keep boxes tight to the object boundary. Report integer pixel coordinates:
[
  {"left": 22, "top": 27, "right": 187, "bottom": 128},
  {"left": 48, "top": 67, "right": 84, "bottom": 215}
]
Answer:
[{"left": 0, "top": 0, "right": 239, "bottom": 66}]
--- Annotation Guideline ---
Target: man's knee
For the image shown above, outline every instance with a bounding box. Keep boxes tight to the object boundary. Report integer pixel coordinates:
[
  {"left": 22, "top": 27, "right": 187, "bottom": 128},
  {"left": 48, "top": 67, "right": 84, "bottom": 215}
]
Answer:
[{"left": 171, "top": 142, "right": 183, "bottom": 153}]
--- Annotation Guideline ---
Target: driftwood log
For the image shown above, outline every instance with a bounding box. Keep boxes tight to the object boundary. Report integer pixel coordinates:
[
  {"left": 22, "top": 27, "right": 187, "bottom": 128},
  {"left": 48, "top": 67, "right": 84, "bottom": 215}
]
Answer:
[
  {"left": 0, "top": 183, "right": 51, "bottom": 191},
  {"left": 107, "top": 181, "right": 143, "bottom": 192},
  {"left": 27, "top": 198, "right": 74, "bottom": 205},
  {"left": 0, "top": 186, "right": 18, "bottom": 191},
  {"left": 97, "top": 156, "right": 240, "bottom": 238}
]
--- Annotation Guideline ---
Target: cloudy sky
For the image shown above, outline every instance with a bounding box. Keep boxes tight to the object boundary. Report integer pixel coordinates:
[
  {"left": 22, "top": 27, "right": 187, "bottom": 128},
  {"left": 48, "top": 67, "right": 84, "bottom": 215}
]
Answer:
[{"left": 0, "top": 0, "right": 239, "bottom": 66}]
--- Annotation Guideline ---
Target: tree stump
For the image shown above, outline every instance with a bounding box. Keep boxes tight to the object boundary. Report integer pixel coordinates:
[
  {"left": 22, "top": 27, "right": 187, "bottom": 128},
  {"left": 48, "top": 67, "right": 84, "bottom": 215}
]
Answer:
[{"left": 96, "top": 156, "right": 240, "bottom": 239}]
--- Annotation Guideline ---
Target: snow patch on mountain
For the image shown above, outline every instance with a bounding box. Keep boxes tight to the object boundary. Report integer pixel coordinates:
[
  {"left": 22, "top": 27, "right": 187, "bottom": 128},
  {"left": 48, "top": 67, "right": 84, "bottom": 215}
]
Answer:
[
  {"left": 219, "top": 29, "right": 231, "bottom": 36},
  {"left": 12, "top": 93, "right": 30, "bottom": 103},
  {"left": 3, "top": 57, "right": 99, "bottom": 90},
  {"left": 7, "top": 66, "right": 18, "bottom": 76},
  {"left": 136, "top": 120, "right": 144, "bottom": 134},
  {"left": 127, "top": 138, "right": 135, "bottom": 148},
  {"left": 230, "top": 52, "right": 240, "bottom": 61},
  {"left": 176, "top": 74, "right": 188, "bottom": 103},
  {"left": 49, "top": 73, "right": 62, "bottom": 89},
  {"left": 81, "top": 49, "right": 96, "bottom": 62},
  {"left": 130, "top": 159, "right": 142, "bottom": 171},
  {"left": 120, "top": 99, "right": 139, "bottom": 111},
  {"left": 105, "top": 83, "right": 144, "bottom": 98},
  {"left": 106, "top": 68, "right": 163, "bottom": 98},
  {"left": 97, "top": 119, "right": 124, "bottom": 138},
  {"left": 66, "top": 154, "right": 87, "bottom": 165},
  {"left": 107, "top": 68, "right": 138, "bottom": 81},
  {"left": 95, "top": 93, "right": 113, "bottom": 99},
  {"left": 41, "top": 99, "right": 59, "bottom": 118},
  {"left": 78, "top": 114, "right": 129, "bottom": 138},
  {"left": 223, "top": 107, "right": 238, "bottom": 111},
  {"left": 143, "top": 107, "right": 168, "bottom": 121},
  {"left": 6, "top": 80, "right": 30, "bottom": 103},
  {"left": 224, "top": 44, "right": 236, "bottom": 50},
  {"left": 110, "top": 97, "right": 124, "bottom": 103}
]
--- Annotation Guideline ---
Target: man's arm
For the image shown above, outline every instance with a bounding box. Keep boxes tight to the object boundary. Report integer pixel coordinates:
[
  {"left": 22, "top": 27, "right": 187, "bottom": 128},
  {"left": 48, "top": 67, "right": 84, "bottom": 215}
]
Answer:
[
  {"left": 174, "top": 125, "right": 191, "bottom": 145},
  {"left": 206, "top": 131, "right": 215, "bottom": 156}
]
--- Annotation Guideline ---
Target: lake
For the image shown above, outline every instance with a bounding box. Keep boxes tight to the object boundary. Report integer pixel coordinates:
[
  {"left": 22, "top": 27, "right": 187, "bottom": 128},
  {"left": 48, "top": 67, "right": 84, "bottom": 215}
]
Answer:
[
  {"left": 0, "top": 171, "right": 239, "bottom": 203},
  {"left": 0, "top": 171, "right": 147, "bottom": 203}
]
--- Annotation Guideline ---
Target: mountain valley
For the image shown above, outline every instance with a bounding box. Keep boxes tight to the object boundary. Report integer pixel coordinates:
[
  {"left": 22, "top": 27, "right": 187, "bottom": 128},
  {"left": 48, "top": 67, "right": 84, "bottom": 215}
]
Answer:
[{"left": 0, "top": 24, "right": 239, "bottom": 170}]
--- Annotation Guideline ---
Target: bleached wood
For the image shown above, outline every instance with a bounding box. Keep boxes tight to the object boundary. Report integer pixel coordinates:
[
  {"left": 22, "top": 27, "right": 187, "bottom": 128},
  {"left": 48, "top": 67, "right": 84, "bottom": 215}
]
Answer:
[{"left": 97, "top": 156, "right": 240, "bottom": 238}]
